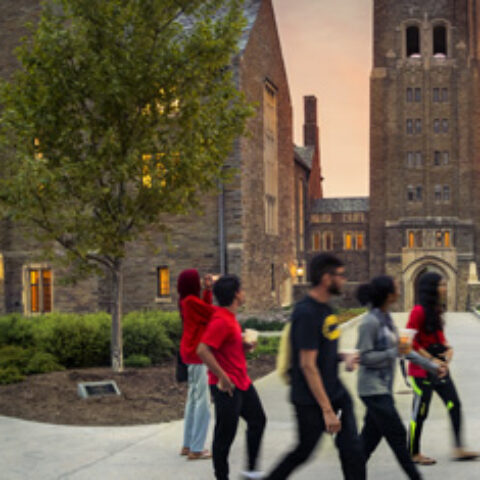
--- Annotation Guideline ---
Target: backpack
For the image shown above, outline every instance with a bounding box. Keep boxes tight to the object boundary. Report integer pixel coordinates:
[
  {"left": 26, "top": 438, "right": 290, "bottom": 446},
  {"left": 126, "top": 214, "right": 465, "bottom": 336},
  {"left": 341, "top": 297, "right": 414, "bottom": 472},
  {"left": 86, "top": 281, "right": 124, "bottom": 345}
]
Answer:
[{"left": 276, "top": 322, "right": 292, "bottom": 384}]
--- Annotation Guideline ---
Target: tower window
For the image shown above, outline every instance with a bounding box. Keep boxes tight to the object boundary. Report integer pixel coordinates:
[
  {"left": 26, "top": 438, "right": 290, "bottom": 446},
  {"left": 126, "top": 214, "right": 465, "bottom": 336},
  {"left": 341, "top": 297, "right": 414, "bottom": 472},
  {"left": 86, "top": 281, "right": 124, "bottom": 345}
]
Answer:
[
  {"left": 415, "top": 119, "right": 422, "bottom": 134},
  {"left": 433, "top": 88, "right": 440, "bottom": 102},
  {"left": 442, "top": 88, "right": 449, "bottom": 102},
  {"left": 433, "top": 26, "right": 447, "bottom": 56},
  {"left": 407, "top": 186, "right": 414, "bottom": 202},
  {"left": 434, "top": 185, "right": 442, "bottom": 202},
  {"left": 434, "top": 119, "right": 440, "bottom": 133},
  {"left": 406, "top": 151, "right": 414, "bottom": 167},
  {"left": 416, "top": 186, "right": 423, "bottom": 201},
  {"left": 406, "top": 26, "right": 421, "bottom": 57},
  {"left": 406, "top": 119, "right": 413, "bottom": 134},
  {"left": 443, "top": 151, "right": 449, "bottom": 165},
  {"left": 415, "top": 88, "right": 422, "bottom": 102},
  {"left": 443, "top": 185, "right": 450, "bottom": 202},
  {"left": 442, "top": 119, "right": 449, "bottom": 133},
  {"left": 406, "top": 88, "right": 413, "bottom": 102},
  {"left": 434, "top": 151, "right": 441, "bottom": 166},
  {"left": 416, "top": 152, "right": 423, "bottom": 167}
]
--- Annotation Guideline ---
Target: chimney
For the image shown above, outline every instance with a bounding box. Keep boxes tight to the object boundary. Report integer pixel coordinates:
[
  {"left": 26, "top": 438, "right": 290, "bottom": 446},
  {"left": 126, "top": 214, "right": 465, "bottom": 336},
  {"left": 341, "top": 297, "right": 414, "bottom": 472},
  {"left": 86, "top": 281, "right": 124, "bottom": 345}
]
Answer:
[{"left": 304, "top": 96, "right": 323, "bottom": 201}]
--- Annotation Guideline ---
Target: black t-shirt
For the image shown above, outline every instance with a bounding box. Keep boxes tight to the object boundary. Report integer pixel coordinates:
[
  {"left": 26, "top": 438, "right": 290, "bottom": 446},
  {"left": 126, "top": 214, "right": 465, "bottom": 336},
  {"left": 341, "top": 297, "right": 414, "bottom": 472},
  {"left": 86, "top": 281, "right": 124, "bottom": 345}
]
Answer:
[{"left": 290, "top": 296, "right": 345, "bottom": 405}]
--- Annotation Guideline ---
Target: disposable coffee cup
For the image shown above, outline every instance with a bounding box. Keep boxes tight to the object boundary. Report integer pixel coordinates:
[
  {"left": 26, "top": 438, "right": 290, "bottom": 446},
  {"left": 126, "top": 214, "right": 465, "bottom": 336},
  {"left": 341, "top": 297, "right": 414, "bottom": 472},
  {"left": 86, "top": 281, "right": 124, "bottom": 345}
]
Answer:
[
  {"left": 398, "top": 328, "right": 417, "bottom": 347},
  {"left": 244, "top": 328, "right": 259, "bottom": 344}
]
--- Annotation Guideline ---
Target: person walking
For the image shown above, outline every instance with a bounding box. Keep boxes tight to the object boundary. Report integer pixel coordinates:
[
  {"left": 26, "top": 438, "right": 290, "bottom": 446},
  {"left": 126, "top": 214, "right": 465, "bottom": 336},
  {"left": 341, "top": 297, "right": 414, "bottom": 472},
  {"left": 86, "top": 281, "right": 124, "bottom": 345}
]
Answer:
[
  {"left": 178, "top": 269, "right": 215, "bottom": 460},
  {"left": 406, "top": 272, "right": 479, "bottom": 464},
  {"left": 356, "top": 275, "right": 445, "bottom": 479},
  {"left": 265, "top": 253, "right": 365, "bottom": 480},
  {"left": 197, "top": 275, "right": 266, "bottom": 480}
]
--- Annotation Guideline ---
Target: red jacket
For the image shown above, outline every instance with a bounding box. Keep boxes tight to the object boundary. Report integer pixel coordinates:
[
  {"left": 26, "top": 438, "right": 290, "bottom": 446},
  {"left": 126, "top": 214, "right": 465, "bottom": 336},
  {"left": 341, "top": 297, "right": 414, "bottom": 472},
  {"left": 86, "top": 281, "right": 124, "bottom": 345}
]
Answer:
[
  {"left": 407, "top": 305, "right": 447, "bottom": 378},
  {"left": 180, "top": 293, "right": 215, "bottom": 364}
]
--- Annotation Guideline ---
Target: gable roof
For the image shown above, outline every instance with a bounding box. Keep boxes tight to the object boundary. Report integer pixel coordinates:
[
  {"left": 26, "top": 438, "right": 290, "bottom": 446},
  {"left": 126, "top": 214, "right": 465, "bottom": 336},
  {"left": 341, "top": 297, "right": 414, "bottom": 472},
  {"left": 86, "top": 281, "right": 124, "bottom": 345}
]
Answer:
[
  {"left": 294, "top": 145, "right": 314, "bottom": 170},
  {"left": 311, "top": 197, "right": 370, "bottom": 213}
]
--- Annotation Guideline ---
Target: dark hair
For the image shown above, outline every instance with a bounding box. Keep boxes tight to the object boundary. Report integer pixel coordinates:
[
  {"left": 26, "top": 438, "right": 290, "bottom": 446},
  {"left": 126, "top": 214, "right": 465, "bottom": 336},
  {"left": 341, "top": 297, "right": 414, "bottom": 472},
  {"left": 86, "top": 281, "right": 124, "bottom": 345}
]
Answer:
[
  {"left": 213, "top": 275, "right": 241, "bottom": 307},
  {"left": 417, "top": 272, "right": 444, "bottom": 333},
  {"left": 309, "top": 253, "right": 344, "bottom": 287},
  {"left": 357, "top": 275, "right": 395, "bottom": 308}
]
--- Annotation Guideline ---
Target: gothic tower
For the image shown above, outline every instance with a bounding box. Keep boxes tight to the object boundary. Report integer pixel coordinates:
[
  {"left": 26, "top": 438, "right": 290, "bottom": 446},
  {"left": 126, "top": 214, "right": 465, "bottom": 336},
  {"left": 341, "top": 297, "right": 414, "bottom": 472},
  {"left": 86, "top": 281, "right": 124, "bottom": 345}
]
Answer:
[{"left": 369, "top": 0, "right": 480, "bottom": 310}]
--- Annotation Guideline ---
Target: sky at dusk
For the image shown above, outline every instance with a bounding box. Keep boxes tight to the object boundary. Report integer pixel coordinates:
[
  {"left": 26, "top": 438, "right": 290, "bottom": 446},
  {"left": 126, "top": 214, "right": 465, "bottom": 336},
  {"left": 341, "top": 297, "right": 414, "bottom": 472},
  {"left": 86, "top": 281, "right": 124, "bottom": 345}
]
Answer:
[{"left": 272, "top": 0, "right": 372, "bottom": 197}]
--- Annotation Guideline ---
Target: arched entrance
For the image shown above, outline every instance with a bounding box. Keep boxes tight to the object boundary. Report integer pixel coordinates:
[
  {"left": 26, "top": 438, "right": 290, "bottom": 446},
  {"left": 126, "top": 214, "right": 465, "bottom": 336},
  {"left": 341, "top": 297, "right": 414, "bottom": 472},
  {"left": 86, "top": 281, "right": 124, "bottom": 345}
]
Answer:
[
  {"left": 413, "top": 265, "right": 448, "bottom": 306},
  {"left": 403, "top": 257, "right": 456, "bottom": 311}
]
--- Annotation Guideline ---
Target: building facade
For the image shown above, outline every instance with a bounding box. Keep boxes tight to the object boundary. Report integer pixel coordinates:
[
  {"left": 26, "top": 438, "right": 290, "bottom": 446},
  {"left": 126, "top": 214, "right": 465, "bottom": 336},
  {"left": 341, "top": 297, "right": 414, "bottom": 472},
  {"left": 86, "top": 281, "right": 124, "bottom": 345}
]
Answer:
[{"left": 0, "top": 0, "right": 310, "bottom": 314}]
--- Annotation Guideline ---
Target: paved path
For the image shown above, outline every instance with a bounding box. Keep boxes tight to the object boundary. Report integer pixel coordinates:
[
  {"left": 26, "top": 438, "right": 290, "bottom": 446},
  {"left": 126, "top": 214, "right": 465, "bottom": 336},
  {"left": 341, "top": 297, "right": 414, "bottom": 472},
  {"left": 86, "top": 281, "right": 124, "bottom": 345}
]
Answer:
[{"left": 1, "top": 313, "right": 480, "bottom": 479}]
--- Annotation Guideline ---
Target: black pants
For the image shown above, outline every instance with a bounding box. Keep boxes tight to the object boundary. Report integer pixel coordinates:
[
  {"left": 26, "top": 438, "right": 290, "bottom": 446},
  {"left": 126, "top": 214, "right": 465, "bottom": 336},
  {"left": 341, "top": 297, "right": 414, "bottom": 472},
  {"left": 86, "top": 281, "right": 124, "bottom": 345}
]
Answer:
[
  {"left": 265, "top": 391, "right": 365, "bottom": 480},
  {"left": 408, "top": 375, "right": 462, "bottom": 455},
  {"left": 210, "top": 384, "right": 266, "bottom": 480},
  {"left": 361, "top": 394, "right": 422, "bottom": 480}
]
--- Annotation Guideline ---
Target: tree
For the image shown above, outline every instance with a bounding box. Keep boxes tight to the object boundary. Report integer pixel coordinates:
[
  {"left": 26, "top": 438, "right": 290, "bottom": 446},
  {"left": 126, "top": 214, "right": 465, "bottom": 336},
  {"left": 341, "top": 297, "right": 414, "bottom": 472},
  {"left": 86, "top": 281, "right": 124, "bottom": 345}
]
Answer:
[{"left": 0, "top": 0, "right": 253, "bottom": 371}]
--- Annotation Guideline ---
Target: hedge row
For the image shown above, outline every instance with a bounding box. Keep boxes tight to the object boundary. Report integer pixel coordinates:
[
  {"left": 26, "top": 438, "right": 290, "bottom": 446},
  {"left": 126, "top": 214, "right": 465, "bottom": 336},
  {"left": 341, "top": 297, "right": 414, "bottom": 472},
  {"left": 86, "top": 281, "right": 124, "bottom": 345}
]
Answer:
[{"left": 0, "top": 311, "right": 182, "bottom": 383}]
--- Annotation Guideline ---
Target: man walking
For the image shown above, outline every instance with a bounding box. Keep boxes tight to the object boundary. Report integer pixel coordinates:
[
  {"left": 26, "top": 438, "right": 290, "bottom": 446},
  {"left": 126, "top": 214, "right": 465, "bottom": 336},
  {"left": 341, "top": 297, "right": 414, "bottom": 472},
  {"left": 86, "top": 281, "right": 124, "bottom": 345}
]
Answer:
[
  {"left": 265, "top": 253, "right": 365, "bottom": 480},
  {"left": 197, "top": 275, "right": 266, "bottom": 480}
]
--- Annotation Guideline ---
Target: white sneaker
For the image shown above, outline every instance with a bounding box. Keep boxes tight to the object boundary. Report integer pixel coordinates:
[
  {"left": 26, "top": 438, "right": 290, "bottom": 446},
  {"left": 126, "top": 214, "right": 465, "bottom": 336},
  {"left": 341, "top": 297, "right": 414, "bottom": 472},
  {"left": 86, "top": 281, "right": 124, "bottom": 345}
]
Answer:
[{"left": 240, "top": 471, "right": 265, "bottom": 479}]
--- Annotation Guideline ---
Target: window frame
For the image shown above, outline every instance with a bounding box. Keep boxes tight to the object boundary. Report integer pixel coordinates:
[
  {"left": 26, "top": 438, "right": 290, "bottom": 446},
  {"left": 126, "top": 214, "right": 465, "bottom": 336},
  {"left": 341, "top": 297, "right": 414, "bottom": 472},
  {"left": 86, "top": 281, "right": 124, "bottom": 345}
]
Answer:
[
  {"left": 24, "top": 265, "right": 53, "bottom": 315},
  {"left": 157, "top": 266, "right": 171, "bottom": 298}
]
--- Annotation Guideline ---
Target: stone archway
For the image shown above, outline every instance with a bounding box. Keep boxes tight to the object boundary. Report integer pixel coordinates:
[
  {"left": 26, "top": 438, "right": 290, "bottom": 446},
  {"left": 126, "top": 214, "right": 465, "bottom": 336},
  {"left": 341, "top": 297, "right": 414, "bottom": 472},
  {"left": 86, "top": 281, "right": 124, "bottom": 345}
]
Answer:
[{"left": 403, "top": 257, "right": 457, "bottom": 311}]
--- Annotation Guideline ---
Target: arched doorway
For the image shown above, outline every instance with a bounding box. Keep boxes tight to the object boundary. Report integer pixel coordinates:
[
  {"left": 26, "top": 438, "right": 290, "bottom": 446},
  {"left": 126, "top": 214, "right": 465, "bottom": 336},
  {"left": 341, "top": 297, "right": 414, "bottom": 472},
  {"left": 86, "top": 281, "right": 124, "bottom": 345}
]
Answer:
[
  {"left": 413, "top": 265, "right": 448, "bottom": 306},
  {"left": 403, "top": 257, "right": 456, "bottom": 311}
]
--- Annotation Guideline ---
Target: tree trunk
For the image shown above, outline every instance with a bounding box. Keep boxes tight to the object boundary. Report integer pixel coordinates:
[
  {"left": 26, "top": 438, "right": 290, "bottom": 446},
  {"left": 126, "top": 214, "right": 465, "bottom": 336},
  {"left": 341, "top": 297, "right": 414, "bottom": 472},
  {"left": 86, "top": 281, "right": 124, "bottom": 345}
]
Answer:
[{"left": 111, "top": 260, "right": 124, "bottom": 372}]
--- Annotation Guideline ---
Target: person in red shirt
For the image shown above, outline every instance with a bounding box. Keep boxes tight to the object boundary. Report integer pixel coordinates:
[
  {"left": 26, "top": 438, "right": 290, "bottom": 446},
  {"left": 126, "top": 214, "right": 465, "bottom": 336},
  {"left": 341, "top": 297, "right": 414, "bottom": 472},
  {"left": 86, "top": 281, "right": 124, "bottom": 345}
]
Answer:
[
  {"left": 406, "top": 272, "right": 478, "bottom": 464},
  {"left": 178, "top": 269, "right": 215, "bottom": 460},
  {"left": 197, "top": 275, "right": 266, "bottom": 480}
]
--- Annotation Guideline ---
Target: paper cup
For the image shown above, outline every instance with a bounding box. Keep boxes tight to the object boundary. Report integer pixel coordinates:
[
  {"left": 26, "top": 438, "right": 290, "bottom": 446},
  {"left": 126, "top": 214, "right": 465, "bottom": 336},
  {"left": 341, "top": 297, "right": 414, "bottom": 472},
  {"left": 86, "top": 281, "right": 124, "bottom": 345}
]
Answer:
[
  {"left": 244, "top": 328, "right": 259, "bottom": 344},
  {"left": 398, "top": 328, "right": 417, "bottom": 347}
]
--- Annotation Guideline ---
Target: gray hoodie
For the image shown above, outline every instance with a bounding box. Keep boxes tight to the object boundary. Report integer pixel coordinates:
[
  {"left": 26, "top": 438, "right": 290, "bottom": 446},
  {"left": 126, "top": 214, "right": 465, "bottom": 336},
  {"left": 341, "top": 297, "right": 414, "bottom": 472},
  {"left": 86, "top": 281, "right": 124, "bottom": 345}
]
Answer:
[{"left": 356, "top": 308, "right": 439, "bottom": 397}]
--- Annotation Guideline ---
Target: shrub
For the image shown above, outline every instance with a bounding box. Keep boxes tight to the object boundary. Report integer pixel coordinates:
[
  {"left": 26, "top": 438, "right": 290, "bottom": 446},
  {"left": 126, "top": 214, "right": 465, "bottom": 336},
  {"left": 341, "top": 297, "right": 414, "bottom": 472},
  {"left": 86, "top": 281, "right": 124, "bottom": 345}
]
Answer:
[
  {"left": 0, "top": 314, "right": 35, "bottom": 348},
  {"left": 33, "top": 313, "right": 111, "bottom": 368},
  {"left": 246, "top": 336, "right": 280, "bottom": 360},
  {"left": 123, "top": 311, "right": 181, "bottom": 364},
  {"left": 124, "top": 354, "right": 152, "bottom": 368},
  {"left": 242, "top": 318, "right": 285, "bottom": 331},
  {"left": 0, "top": 366, "right": 25, "bottom": 385},
  {"left": 25, "top": 352, "right": 64, "bottom": 375},
  {"left": 0, "top": 345, "right": 32, "bottom": 370}
]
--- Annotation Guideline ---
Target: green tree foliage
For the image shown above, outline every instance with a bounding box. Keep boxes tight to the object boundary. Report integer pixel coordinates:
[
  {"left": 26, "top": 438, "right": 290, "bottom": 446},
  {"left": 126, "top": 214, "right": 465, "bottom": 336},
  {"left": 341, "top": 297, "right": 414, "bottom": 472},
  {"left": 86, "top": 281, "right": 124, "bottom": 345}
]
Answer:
[{"left": 0, "top": 0, "right": 253, "bottom": 371}]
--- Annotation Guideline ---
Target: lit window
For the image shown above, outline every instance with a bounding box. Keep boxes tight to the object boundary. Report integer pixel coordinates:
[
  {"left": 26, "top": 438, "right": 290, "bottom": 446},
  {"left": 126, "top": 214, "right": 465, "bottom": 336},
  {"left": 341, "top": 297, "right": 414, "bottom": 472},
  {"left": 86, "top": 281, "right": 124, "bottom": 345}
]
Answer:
[
  {"left": 344, "top": 233, "right": 353, "bottom": 251},
  {"left": 444, "top": 231, "right": 451, "bottom": 247},
  {"left": 356, "top": 232, "right": 364, "bottom": 250},
  {"left": 408, "top": 231, "right": 415, "bottom": 248},
  {"left": 28, "top": 268, "right": 52, "bottom": 313},
  {"left": 312, "top": 232, "right": 321, "bottom": 251},
  {"left": 324, "top": 232, "right": 333, "bottom": 251},
  {"left": 157, "top": 266, "right": 170, "bottom": 297}
]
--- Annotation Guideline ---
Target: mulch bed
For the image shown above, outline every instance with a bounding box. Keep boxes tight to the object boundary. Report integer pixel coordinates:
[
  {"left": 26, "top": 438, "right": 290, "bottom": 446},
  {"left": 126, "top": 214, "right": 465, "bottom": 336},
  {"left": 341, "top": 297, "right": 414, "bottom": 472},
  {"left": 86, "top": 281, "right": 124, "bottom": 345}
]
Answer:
[{"left": 0, "top": 355, "right": 276, "bottom": 426}]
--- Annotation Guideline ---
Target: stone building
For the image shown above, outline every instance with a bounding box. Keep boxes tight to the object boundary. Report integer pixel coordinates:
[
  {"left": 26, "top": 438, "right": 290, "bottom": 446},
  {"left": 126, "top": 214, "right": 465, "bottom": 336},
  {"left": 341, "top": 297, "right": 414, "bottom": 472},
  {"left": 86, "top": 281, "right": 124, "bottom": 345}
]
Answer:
[
  {"left": 369, "top": 0, "right": 480, "bottom": 311},
  {"left": 0, "top": 0, "right": 305, "bottom": 314}
]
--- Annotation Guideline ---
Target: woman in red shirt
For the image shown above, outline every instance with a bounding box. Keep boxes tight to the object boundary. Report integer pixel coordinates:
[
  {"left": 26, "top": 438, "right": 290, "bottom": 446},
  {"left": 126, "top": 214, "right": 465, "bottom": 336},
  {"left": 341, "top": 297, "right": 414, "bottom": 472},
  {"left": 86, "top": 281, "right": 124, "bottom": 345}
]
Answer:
[
  {"left": 178, "top": 269, "right": 215, "bottom": 460},
  {"left": 406, "top": 272, "right": 478, "bottom": 464}
]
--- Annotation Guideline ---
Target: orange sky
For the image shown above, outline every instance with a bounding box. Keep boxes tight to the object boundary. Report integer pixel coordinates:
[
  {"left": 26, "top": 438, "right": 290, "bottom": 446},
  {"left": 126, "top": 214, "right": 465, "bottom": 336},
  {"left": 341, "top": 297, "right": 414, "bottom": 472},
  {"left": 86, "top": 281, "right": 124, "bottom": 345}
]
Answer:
[{"left": 272, "top": 0, "right": 372, "bottom": 197}]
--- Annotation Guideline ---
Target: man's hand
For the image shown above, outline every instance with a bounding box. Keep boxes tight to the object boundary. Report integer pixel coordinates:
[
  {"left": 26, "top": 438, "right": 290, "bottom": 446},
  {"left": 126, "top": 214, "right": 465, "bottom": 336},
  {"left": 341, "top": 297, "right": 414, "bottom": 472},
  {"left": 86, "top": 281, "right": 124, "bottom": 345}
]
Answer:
[
  {"left": 323, "top": 409, "right": 341, "bottom": 435},
  {"left": 437, "top": 363, "right": 448, "bottom": 378},
  {"left": 217, "top": 376, "right": 235, "bottom": 397}
]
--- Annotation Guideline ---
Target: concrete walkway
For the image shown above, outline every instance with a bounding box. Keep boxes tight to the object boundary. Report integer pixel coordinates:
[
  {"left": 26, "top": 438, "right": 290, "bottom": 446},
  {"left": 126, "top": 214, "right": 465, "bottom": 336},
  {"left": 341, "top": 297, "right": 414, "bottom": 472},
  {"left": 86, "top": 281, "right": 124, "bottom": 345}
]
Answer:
[{"left": 1, "top": 313, "right": 480, "bottom": 479}]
